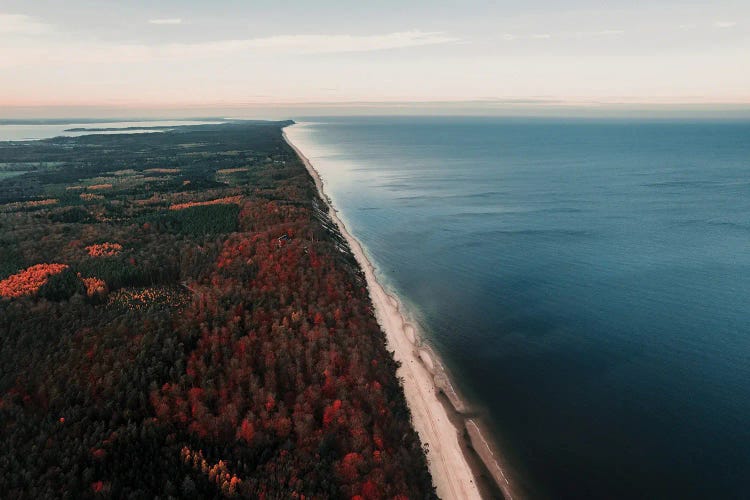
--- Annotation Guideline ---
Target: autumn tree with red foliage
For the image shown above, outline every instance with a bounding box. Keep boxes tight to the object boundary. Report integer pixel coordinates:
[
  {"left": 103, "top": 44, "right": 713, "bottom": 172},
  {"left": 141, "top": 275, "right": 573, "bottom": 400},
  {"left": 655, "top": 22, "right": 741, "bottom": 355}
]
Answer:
[
  {"left": 85, "top": 242, "right": 123, "bottom": 257},
  {"left": 0, "top": 263, "right": 69, "bottom": 298}
]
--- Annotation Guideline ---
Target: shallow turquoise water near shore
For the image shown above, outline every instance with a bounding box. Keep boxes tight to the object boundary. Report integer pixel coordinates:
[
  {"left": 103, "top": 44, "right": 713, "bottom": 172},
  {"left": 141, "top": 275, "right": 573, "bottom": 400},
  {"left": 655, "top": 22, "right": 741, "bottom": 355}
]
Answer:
[{"left": 286, "top": 117, "right": 750, "bottom": 499}]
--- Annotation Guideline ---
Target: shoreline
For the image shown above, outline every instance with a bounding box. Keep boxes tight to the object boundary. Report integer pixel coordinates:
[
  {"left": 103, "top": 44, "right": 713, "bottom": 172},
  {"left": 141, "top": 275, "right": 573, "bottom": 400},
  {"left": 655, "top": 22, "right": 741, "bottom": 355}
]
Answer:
[{"left": 283, "top": 126, "right": 520, "bottom": 500}]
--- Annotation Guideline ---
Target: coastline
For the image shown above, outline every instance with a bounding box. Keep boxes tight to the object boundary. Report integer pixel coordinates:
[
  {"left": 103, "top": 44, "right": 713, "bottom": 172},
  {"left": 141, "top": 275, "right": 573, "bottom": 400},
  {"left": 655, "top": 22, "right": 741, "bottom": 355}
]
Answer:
[{"left": 283, "top": 126, "right": 520, "bottom": 500}]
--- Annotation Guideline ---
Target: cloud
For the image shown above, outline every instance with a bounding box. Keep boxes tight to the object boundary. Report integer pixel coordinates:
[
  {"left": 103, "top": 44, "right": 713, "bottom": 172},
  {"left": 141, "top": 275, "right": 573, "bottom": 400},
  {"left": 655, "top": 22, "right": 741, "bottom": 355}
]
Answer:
[
  {"left": 573, "top": 29, "right": 625, "bottom": 38},
  {"left": 125, "top": 30, "right": 458, "bottom": 58},
  {"left": 0, "top": 30, "right": 460, "bottom": 68},
  {"left": 714, "top": 21, "right": 737, "bottom": 28},
  {"left": 149, "top": 18, "right": 183, "bottom": 25},
  {"left": 0, "top": 13, "right": 49, "bottom": 35},
  {"left": 591, "top": 30, "right": 625, "bottom": 36},
  {"left": 218, "top": 30, "right": 460, "bottom": 54},
  {"left": 499, "top": 33, "right": 551, "bottom": 42}
]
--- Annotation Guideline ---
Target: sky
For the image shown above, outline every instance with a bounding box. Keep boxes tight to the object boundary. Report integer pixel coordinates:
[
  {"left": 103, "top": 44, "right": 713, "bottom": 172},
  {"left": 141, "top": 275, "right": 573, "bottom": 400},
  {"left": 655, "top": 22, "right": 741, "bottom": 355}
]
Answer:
[{"left": 0, "top": 0, "right": 748, "bottom": 116}]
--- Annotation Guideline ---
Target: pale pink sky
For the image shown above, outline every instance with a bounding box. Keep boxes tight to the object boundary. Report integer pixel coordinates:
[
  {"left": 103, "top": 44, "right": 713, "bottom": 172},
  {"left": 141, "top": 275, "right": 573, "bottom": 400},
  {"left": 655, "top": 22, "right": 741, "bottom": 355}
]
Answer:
[{"left": 1, "top": 1, "right": 748, "bottom": 113}]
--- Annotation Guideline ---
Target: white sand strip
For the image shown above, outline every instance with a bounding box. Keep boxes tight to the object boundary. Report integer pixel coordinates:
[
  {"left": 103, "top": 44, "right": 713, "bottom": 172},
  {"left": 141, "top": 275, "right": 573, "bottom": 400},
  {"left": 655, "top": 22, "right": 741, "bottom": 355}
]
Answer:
[{"left": 284, "top": 129, "right": 483, "bottom": 500}]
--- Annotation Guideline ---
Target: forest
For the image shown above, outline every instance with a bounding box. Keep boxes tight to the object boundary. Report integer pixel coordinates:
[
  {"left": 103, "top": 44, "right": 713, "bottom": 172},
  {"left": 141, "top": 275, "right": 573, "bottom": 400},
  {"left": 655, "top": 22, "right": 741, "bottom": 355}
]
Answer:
[{"left": 0, "top": 122, "right": 435, "bottom": 499}]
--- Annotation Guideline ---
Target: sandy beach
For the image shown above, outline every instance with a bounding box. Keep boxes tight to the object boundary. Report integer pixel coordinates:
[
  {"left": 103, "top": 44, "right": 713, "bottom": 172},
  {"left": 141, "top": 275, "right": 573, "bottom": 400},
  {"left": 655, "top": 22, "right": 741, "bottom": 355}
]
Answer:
[{"left": 284, "top": 127, "right": 519, "bottom": 500}]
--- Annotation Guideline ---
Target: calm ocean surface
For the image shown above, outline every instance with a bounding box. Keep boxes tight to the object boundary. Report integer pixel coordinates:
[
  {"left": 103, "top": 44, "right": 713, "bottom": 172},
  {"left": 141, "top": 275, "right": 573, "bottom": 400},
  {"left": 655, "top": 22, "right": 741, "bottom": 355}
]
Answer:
[{"left": 286, "top": 117, "right": 750, "bottom": 499}]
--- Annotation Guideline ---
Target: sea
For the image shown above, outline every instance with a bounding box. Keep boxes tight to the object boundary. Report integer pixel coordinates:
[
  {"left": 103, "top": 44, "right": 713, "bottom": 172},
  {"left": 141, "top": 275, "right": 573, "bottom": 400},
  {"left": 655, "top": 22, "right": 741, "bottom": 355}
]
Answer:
[{"left": 285, "top": 117, "right": 750, "bottom": 499}]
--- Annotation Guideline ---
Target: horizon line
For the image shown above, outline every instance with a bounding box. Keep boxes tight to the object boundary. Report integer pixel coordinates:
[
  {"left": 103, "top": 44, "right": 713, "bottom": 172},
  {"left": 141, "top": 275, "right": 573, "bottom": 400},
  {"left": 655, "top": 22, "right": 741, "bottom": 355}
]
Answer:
[
  {"left": 3, "top": 100, "right": 750, "bottom": 121},
  {"left": 3, "top": 99, "right": 750, "bottom": 108}
]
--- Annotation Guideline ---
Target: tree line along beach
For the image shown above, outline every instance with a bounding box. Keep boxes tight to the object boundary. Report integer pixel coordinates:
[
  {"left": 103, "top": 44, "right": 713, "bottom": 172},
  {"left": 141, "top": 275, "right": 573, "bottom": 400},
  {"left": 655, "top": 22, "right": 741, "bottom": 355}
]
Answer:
[
  {"left": 285, "top": 126, "right": 520, "bottom": 500},
  {"left": 0, "top": 121, "right": 448, "bottom": 498}
]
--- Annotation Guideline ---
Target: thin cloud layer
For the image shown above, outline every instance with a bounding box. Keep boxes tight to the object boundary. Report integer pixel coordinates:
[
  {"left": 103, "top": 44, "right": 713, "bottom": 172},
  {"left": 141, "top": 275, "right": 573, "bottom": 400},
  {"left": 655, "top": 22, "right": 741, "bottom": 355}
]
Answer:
[
  {"left": 0, "top": 30, "right": 460, "bottom": 67},
  {"left": 148, "top": 18, "right": 183, "bottom": 25},
  {"left": 230, "top": 31, "right": 459, "bottom": 54},
  {"left": 0, "top": 13, "right": 49, "bottom": 35},
  {"left": 577, "top": 29, "right": 625, "bottom": 37}
]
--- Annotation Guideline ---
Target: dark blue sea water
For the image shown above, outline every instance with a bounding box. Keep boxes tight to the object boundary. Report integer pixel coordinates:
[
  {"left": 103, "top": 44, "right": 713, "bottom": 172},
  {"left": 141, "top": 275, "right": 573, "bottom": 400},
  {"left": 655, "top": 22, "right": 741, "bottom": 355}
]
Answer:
[{"left": 286, "top": 117, "right": 750, "bottom": 499}]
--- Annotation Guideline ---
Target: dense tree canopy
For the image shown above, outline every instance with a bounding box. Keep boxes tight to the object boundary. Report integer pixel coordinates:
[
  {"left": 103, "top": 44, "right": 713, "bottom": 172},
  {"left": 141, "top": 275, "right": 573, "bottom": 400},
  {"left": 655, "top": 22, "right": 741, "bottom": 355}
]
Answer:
[{"left": 0, "top": 122, "right": 435, "bottom": 499}]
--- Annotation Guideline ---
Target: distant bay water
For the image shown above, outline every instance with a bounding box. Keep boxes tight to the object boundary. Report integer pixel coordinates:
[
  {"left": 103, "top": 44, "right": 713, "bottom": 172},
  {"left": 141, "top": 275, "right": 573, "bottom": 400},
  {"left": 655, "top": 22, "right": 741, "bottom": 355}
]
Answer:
[
  {"left": 0, "top": 120, "right": 223, "bottom": 141},
  {"left": 285, "top": 117, "right": 750, "bottom": 499}
]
